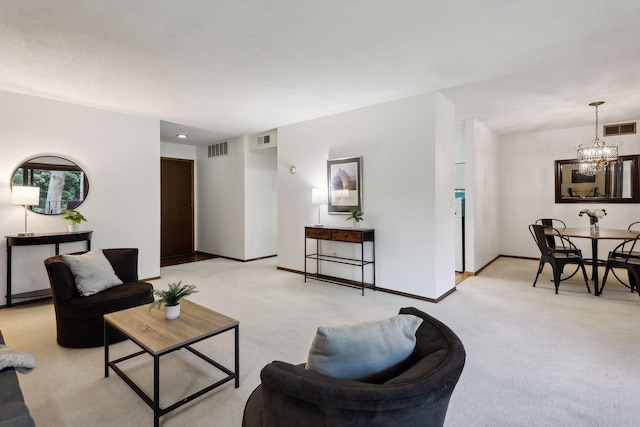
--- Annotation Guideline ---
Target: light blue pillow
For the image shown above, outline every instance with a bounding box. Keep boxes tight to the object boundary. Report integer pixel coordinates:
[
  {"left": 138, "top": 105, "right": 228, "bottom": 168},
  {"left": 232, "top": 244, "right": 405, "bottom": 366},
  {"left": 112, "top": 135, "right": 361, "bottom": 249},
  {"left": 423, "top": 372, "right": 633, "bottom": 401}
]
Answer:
[
  {"left": 62, "top": 249, "right": 123, "bottom": 296},
  {"left": 305, "top": 314, "right": 423, "bottom": 381}
]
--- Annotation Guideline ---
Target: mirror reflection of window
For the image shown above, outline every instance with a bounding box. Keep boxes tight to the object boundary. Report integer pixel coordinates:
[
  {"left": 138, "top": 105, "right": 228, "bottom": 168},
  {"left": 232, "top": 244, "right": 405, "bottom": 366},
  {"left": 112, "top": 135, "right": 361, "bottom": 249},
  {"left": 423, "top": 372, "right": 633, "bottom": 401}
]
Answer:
[{"left": 12, "top": 156, "right": 89, "bottom": 215}]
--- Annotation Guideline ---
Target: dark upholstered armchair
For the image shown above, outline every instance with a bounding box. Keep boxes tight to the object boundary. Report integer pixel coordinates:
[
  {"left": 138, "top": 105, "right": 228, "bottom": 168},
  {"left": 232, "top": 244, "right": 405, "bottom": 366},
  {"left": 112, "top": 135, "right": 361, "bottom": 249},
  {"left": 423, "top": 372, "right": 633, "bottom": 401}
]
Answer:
[
  {"left": 44, "top": 248, "right": 153, "bottom": 348},
  {"left": 242, "top": 307, "right": 466, "bottom": 427}
]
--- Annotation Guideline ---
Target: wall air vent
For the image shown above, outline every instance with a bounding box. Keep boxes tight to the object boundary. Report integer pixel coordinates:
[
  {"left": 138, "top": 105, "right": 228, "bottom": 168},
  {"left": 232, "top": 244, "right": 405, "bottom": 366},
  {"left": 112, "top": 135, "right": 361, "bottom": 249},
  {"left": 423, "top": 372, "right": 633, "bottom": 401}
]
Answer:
[
  {"left": 208, "top": 141, "right": 228, "bottom": 158},
  {"left": 603, "top": 122, "right": 636, "bottom": 136},
  {"left": 258, "top": 134, "right": 271, "bottom": 145}
]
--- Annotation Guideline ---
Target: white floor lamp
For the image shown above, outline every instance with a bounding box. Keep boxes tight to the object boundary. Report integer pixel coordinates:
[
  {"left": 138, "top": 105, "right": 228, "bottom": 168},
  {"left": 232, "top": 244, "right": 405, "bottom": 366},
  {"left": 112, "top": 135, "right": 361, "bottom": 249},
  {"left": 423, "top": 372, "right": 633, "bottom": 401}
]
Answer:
[
  {"left": 311, "top": 188, "right": 328, "bottom": 227},
  {"left": 12, "top": 186, "right": 40, "bottom": 236}
]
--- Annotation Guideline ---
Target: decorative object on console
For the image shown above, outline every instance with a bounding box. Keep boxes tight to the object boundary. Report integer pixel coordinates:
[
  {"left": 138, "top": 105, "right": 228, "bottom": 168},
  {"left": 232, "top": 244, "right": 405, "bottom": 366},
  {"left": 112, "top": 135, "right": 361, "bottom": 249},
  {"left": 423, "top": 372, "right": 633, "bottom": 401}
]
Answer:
[
  {"left": 327, "top": 156, "right": 362, "bottom": 214},
  {"left": 311, "top": 187, "right": 328, "bottom": 227},
  {"left": 62, "top": 209, "right": 87, "bottom": 232},
  {"left": 149, "top": 281, "right": 198, "bottom": 319},
  {"left": 345, "top": 209, "right": 364, "bottom": 228},
  {"left": 576, "top": 101, "right": 620, "bottom": 176},
  {"left": 579, "top": 208, "right": 606, "bottom": 235},
  {"left": 11, "top": 185, "right": 40, "bottom": 236}
]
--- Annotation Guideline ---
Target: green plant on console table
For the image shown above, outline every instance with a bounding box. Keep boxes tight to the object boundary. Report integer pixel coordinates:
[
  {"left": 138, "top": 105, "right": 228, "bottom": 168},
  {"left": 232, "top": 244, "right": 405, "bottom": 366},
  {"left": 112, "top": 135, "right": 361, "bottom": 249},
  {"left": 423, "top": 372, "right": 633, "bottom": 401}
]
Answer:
[
  {"left": 346, "top": 210, "right": 364, "bottom": 222},
  {"left": 149, "top": 281, "right": 198, "bottom": 310},
  {"left": 62, "top": 209, "right": 87, "bottom": 224}
]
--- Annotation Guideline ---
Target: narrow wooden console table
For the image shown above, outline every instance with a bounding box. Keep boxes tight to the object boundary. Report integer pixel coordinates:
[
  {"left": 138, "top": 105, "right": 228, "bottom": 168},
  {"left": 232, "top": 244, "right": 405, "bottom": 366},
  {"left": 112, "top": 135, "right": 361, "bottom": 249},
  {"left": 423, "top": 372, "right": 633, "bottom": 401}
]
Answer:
[
  {"left": 5, "top": 230, "right": 93, "bottom": 307},
  {"left": 304, "top": 226, "right": 375, "bottom": 295}
]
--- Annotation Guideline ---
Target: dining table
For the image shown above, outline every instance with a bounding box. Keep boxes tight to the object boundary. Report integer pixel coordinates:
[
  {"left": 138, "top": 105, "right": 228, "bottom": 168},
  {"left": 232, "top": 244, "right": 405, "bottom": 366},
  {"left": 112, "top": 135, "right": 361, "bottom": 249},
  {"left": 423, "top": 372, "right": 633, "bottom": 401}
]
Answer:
[{"left": 559, "top": 227, "right": 640, "bottom": 296}]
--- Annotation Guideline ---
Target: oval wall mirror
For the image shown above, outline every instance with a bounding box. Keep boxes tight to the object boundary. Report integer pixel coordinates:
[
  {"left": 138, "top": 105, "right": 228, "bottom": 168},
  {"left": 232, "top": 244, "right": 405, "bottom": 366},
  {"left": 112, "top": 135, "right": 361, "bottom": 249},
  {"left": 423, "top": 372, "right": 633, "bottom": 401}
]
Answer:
[{"left": 11, "top": 156, "right": 90, "bottom": 214}]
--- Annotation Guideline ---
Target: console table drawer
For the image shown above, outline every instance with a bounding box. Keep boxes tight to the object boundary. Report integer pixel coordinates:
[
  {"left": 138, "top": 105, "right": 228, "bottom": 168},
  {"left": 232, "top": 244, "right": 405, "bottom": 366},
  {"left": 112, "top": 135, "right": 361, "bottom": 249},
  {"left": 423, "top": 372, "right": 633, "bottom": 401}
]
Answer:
[
  {"left": 332, "top": 230, "right": 363, "bottom": 243},
  {"left": 305, "top": 228, "right": 332, "bottom": 240}
]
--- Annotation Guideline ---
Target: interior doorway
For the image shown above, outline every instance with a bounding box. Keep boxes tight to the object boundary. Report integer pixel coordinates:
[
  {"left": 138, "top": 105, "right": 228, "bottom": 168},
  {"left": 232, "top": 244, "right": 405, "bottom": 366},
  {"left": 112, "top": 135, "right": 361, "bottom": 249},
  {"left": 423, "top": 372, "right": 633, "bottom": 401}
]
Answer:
[{"left": 161, "top": 157, "right": 194, "bottom": 259}]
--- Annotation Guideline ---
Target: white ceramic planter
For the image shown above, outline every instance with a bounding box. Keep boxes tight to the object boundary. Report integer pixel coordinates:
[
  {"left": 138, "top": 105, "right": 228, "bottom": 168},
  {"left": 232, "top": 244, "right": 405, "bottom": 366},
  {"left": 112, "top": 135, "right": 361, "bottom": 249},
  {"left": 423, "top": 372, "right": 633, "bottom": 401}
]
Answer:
[
  {"left": 164, "top": 304, "right": 180, "bottom": 320},
  {"left": 68, "top": 223, "right": 79, "bottom": 232}
]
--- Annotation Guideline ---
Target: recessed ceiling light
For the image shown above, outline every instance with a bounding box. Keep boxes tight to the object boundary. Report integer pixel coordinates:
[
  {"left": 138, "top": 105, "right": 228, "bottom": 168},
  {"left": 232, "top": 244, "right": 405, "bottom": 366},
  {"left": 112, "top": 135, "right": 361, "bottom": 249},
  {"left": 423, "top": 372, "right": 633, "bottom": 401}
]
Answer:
[{"left": 177, "top": 134, "right": 189, "bottom": 139}]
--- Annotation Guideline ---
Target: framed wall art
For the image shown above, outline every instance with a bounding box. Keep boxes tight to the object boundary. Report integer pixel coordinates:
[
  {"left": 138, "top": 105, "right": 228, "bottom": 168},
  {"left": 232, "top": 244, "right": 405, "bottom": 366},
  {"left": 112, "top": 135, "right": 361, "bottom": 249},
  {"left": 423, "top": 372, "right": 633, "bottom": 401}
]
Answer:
[{"left": 327, "top": 156, "right": 362, "bottom": 214}]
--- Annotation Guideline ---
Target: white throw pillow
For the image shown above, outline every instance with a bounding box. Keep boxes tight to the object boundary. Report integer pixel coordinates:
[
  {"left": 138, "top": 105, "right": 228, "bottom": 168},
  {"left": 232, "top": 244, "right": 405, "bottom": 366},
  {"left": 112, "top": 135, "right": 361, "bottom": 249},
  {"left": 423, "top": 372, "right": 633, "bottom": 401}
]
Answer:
[
  {"left": 62, "top": 250, "right": 123, "bottom": 296},
  {"left": 305, "top": 314, "right": 423, "bottom": 381}
]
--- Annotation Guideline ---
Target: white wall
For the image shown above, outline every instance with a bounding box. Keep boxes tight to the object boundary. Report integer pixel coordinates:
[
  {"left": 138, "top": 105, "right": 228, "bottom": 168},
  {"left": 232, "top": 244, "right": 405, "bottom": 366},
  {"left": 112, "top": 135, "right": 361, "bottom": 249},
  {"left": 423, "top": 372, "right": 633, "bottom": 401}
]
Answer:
[
  {"left": 244, "top": 145, "right": 278, "bottom": 259},
  {"left": 197, "top": 137, "right": 245, "bottom": 259},
  {"left": 277, "top": 92, "right": 456, "bottom": 300},
  {"left": 499, "top": 121, "right": 640, "bottom": 259},
  {"left": 464, "top": 119, "right": 500, "bottom": 272},
  {"left": 0, "top": 90, "right": 160, "bottom": 305},
  {"left": 196, "top": 136, "right": 278, "bottom": 260},
  {"left": 160, "top": 141, "right": 196, "bottom": 160}
]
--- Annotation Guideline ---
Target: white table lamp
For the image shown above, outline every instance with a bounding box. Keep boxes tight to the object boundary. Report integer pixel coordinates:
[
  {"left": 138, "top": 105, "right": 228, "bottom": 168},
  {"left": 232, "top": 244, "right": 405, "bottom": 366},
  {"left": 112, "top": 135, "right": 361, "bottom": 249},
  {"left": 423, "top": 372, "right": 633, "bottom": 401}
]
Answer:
[
  {"left": 311, "top": 188, "right": 328, "bottom": 227},
  {"left": 12, "top": 186, "right": 40, "bottom": 236}
]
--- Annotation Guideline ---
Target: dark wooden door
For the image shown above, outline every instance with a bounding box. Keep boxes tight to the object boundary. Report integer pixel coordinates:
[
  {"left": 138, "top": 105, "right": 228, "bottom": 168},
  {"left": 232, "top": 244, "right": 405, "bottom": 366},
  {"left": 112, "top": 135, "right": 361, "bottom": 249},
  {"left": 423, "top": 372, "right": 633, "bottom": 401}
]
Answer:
[{"left": 161, "top": 158, "right": 194, "bottom": 258}]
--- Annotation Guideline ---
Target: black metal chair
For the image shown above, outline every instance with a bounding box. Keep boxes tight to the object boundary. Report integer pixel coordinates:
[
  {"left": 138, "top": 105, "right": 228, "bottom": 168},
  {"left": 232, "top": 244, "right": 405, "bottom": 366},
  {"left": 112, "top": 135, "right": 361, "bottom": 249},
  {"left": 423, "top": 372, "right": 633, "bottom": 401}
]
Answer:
[
  {"left": 601, "top": 233, "right": 640, "bottom": 295},
  {"left": 604, "top": 221, "right": 640, "bottom": 289},
  {"left": 529, "top": 224, "right": 591, "bottom": 294},
  {"left": 535, "top": 219, "right": 581, "bottom": 280}
]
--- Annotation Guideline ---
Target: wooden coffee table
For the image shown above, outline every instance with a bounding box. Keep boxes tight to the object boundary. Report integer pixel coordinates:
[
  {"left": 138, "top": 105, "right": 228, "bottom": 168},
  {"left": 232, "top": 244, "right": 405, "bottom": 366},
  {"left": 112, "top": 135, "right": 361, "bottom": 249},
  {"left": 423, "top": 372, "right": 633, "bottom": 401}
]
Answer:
[{"left": 104, "top": 299, "right": 239, "bottom": 427}]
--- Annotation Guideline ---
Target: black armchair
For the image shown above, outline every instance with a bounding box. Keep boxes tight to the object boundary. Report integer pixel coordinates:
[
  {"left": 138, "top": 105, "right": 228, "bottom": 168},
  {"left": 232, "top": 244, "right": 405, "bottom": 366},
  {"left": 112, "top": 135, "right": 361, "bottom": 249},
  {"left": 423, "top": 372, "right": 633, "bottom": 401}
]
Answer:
[
  {"left": 44, "top": 248, "right": 154, "bottom": 348},
  {"left": 242, "top": 307, "right": 466, "bottom": 427}
]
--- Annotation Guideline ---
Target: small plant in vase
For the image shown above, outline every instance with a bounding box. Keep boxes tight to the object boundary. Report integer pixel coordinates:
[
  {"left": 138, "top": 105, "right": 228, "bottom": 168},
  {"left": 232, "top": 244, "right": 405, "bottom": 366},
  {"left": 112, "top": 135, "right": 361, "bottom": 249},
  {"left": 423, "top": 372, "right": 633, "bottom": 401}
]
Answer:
[
  {"left": 149, "top": 281, "right": 198, "bottom": 319},
  {"left": 346, "top": 209, "right": 364, "bottom": 228},
  {"left": 62, "top": 209, "right": 87, "bottom": 232}
]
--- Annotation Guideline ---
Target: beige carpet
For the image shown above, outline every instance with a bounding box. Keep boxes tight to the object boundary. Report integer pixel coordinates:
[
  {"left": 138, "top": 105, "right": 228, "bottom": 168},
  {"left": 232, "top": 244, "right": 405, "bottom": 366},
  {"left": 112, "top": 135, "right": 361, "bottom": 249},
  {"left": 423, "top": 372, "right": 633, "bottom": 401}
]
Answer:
[{"left": 2, "top": 256, "right": 640, "bottom": 426}]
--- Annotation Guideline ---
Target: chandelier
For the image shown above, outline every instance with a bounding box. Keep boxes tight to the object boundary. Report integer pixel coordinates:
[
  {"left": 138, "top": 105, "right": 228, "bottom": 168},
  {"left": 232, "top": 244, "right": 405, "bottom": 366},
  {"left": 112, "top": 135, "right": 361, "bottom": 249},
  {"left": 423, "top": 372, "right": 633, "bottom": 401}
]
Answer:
[{"left": 576, "top": 101, "right": 618, "bottom": 176}]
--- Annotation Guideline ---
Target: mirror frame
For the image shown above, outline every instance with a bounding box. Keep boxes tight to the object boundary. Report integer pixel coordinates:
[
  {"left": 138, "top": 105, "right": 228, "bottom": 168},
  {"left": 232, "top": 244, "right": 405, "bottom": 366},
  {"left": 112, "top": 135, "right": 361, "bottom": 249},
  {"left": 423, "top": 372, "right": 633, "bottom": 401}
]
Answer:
[
  {"left": 555, "top": 155, "right": 640, "bottom": 203},
  {"left": 12, "top": 155, "right": 90, "bottom": 214}
]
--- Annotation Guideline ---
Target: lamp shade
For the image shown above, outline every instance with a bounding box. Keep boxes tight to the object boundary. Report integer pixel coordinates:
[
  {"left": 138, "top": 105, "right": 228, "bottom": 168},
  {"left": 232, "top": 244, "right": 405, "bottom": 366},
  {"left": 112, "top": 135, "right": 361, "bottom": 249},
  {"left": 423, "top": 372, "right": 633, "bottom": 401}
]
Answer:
[
  {"left": 12, "top": 186, "right": 40, "bottom": 205},
  {"left": 312, "top": 188, "right": 327, "bottom": 204}
]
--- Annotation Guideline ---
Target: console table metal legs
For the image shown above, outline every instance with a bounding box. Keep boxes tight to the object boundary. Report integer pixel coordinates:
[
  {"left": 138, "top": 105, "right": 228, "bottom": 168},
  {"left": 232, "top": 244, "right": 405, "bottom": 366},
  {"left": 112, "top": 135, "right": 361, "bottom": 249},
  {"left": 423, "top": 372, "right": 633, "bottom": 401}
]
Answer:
[
  {"left": 304, "top": 226, "right": 375, "bottom": 295},
  {"left": 5, "top": 231, "right": 92, "bottom": 307}
]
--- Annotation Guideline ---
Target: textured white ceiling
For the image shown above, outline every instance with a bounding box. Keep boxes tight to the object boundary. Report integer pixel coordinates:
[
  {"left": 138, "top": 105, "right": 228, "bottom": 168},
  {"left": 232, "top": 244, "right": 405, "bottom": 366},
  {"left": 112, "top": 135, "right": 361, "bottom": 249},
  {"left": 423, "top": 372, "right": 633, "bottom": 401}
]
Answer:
[{"left": 2, "top": 0, "right": 640, "bottom": 144}]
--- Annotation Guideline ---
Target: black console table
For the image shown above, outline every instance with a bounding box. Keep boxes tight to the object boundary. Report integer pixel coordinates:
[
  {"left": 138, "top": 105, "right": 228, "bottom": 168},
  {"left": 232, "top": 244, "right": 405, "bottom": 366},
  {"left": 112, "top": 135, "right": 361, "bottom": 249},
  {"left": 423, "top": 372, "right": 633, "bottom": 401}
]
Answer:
[
  {"left": 5, "top": 231, "right": 93, "bottom": 307},
  {"left": 304, "top": 226, "right": 375, "bottom": 295}
]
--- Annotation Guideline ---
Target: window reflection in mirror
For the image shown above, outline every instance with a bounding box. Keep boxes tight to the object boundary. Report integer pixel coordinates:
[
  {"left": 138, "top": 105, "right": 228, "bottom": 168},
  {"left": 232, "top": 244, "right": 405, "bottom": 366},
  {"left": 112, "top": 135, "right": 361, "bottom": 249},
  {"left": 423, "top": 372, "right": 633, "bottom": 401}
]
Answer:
[
  {"left": 12, "top": 156, "right": 89, "bottom": 214},
  {"left": 555, "top": 155, "right": 640, "bottom": 203}
]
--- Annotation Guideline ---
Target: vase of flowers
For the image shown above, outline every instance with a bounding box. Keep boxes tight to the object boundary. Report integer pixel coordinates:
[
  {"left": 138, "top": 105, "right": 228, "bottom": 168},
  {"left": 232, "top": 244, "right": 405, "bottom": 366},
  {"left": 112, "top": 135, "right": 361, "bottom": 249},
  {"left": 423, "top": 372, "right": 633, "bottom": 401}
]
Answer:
[{"left": 579, "top": 208, "right": 606, "bottom": 235}]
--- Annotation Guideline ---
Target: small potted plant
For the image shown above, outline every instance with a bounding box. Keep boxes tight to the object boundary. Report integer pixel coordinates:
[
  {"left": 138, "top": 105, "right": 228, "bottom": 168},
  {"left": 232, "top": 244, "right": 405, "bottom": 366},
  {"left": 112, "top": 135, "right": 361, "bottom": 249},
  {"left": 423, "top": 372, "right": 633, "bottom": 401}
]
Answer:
[
  {"left": 346, "top": 209, "right": 364, "bottom": 228},
  {"left": 149, "top": 281, "right": 198, "bottom": 319},
  {"left": 62, "top": 209, "right": 87, "bottom": 232}
]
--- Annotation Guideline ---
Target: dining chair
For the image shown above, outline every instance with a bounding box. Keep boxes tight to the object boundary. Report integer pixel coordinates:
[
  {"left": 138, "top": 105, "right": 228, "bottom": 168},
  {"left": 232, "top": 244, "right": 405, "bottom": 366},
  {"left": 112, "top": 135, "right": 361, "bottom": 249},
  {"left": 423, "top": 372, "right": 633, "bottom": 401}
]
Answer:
[
  {"left": 529, "top": 224, "right": 591, "bottom": 294},
  {"left": 535, "top": 218, "right": 582, "bottom": 279},
  {"left": 604, "top": 221, "right": 640, "bottom": 289},
  {"left": 601, "top": 233, "right": 640, "bottom": 295}
]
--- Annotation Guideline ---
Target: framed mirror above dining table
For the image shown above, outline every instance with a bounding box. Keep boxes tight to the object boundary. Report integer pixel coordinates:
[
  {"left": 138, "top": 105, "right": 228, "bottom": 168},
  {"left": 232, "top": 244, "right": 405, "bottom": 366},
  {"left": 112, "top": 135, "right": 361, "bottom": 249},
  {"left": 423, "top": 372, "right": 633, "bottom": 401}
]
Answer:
[{"left": 555, "top": 155, "right": 640, "bottom": 203}]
